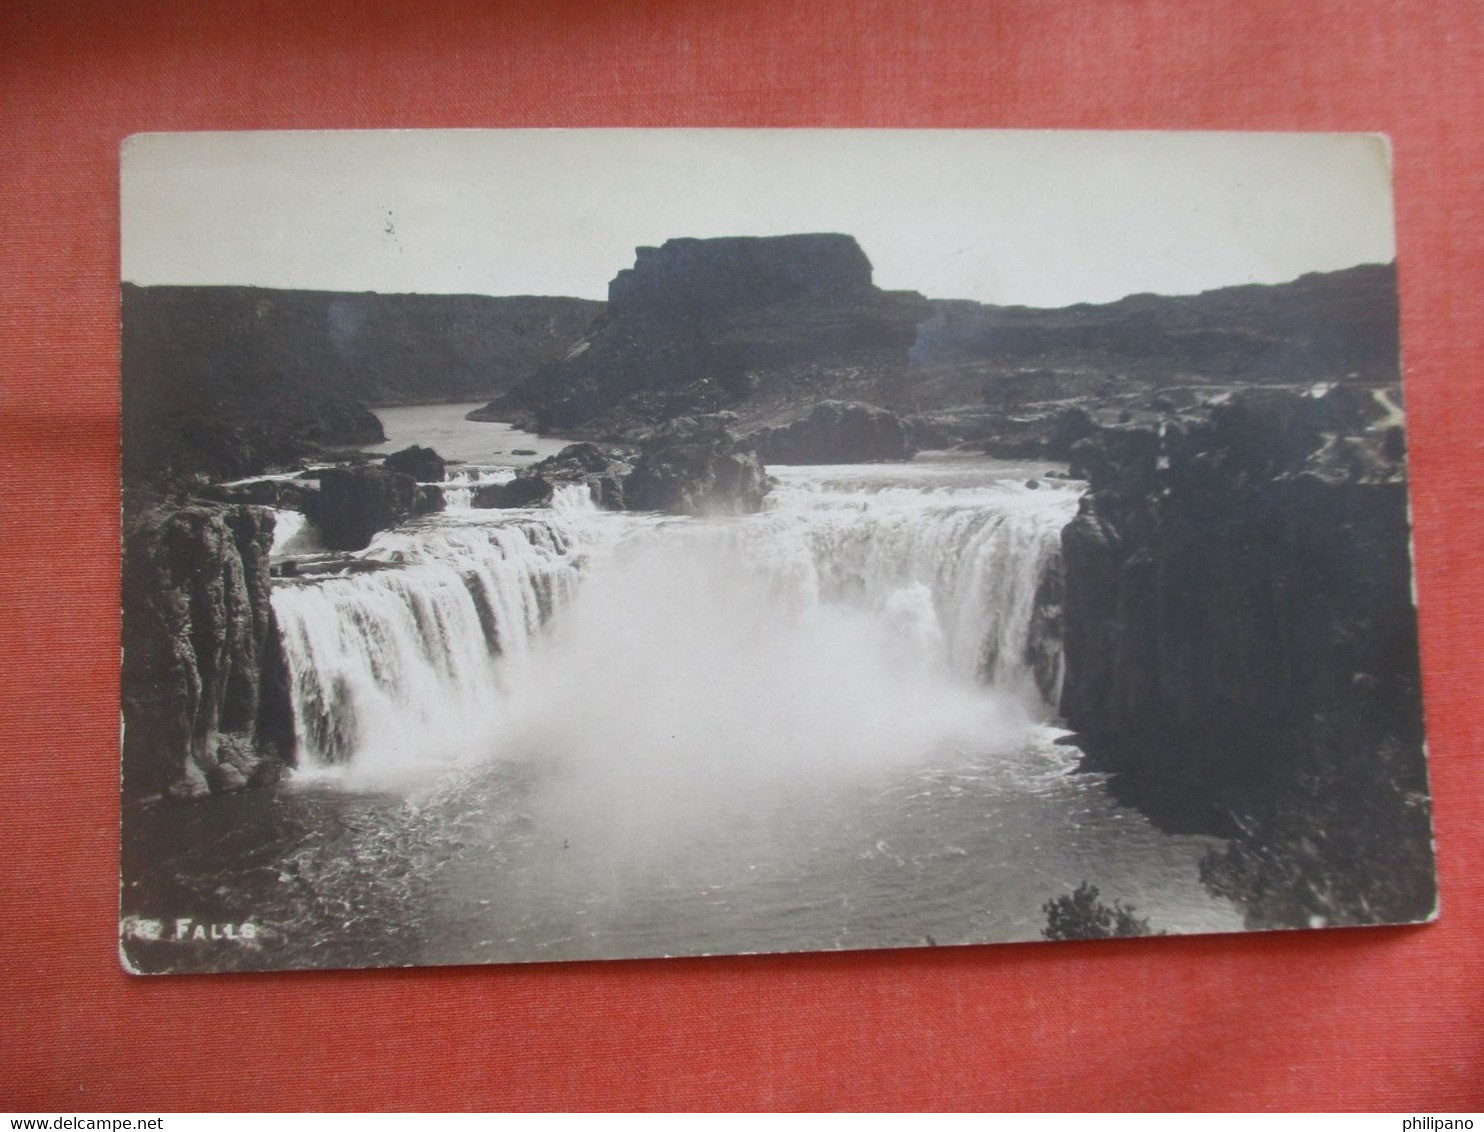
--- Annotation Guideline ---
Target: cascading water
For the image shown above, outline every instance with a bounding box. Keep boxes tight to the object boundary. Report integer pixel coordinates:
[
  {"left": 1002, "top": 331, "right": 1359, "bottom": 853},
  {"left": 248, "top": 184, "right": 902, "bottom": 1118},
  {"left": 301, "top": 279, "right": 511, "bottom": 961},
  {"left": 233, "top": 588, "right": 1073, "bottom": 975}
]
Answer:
[
  {"left": 756, "top": 464, "right": 1075, "bottom": 703},
  {"left": 269, "top": 457, "right": 1080, "bottom": 786},
  {"left": 272, "top": 500, "right": 631, "bottom": 777},
  {"left": 127, "top": 411, "right": 1239, "bottom": 973}
]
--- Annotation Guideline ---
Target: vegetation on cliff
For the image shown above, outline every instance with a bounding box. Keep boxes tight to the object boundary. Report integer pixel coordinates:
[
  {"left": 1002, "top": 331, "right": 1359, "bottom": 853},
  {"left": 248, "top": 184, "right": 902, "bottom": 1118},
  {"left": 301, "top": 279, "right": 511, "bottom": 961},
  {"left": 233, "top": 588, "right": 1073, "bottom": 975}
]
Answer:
[{"left": 1042, "top": 882, "right": 1160, "bottom": 941}]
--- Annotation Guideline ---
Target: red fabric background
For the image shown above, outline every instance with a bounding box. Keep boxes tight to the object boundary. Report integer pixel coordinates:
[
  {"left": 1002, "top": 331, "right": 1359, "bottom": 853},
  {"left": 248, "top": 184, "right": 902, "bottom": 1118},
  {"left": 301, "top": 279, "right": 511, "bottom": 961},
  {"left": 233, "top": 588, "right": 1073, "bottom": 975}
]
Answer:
[{"left": 1, "top": 0, "right": 1480, "bottom": 1112}]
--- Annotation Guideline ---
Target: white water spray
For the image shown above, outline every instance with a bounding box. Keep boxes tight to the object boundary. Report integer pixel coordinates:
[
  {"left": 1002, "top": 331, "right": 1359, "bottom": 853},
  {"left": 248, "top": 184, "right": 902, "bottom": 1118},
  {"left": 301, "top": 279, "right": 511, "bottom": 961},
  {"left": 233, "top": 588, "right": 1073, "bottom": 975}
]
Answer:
[{"left": 269, "top": 459, "right": 1079, "bottom": 799}]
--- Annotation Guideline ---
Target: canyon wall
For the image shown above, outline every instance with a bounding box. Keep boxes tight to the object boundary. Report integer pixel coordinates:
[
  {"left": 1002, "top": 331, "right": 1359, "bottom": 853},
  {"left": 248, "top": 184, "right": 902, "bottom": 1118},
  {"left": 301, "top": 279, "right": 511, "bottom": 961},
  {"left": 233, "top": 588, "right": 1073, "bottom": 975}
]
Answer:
[
  {"left": 123, "top": 284, "right": 600, "bottom": 485},
  {"left": 1057, "top": 388, "right": 1434, "bottom": 927},
  {"left": 122, "top": 502, "right": 296, "bottom": 798}
]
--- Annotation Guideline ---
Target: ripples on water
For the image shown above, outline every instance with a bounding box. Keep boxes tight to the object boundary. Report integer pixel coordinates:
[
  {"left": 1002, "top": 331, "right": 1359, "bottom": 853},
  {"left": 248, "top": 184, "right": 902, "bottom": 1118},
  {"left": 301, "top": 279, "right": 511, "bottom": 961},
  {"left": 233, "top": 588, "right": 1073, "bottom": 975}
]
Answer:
[{"left": 122, "top": 412, "right": 1240, "bottom": 972}]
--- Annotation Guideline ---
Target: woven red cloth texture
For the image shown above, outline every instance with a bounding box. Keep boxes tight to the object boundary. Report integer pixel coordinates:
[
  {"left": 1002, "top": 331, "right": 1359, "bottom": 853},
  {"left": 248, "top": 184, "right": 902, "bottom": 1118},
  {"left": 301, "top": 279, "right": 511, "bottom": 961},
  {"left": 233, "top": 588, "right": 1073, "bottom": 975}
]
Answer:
[{"left": 1, "top": 0, "right": 1480, "bottom": 1112}]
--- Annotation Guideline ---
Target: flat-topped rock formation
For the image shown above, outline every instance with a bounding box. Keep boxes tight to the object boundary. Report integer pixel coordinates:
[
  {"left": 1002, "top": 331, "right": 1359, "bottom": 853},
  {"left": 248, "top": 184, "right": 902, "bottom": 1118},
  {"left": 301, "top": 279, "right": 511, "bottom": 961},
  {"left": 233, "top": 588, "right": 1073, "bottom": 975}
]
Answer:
[
  {"left": 607, "top": 234, "right": 875, "bottom": 315},
  {"left": 483, "top": 241, "right": 1401, "bottom": 461},
  {"left": 483, "top": 233, "right": 933, "bottom": 438}
]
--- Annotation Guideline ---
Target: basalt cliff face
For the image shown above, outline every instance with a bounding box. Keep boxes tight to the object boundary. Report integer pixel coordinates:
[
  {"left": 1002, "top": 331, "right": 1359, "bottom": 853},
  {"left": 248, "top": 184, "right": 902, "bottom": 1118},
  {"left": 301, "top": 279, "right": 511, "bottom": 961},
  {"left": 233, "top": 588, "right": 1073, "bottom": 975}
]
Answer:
[
  {"left": 902, "top": 263, "right": 1404, "bottom": 465},
  {"left": 484, "top": 242, "right": 1401, "bottom": 467},
  {"left": 122, "top": 502, "right": 296, "bottom": 799},
  {"left": 122, "top": 284, "right": 600, "bottom": 486},
  {"left": 1058, "top": 387, "right": 1433, "bottom": 928},
  {"left": 908, "top": 263, "right": 1400, "bottom": 405},
  {"left": 485, "top": 234, "right": 933, "bottom": 438}
]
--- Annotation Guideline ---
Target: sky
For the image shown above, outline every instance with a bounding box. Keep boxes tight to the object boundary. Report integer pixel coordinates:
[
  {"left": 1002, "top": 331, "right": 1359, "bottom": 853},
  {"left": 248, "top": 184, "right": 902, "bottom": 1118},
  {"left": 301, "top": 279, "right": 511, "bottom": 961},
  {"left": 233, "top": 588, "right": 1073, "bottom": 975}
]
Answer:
[{"left": 121, "top": 129, "right": 1396, "bottom": 309}]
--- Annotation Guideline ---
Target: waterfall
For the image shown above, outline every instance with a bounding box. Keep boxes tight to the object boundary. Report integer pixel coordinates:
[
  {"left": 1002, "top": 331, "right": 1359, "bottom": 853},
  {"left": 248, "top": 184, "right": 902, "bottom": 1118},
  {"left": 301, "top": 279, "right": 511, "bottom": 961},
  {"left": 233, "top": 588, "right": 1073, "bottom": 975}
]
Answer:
[
  {"left": 438, "top": 469, "right": 600, "bottom": 512},
  {"left": 759, "top": 466, "right": 1076, "bottom": 701},
  {"left": 440, "top": 467, "right": 513, "bottom": 510},
  {"left": 270, "top": 459, "right": 1080, "bottom": 781},
  {"left": 271, "top": 510, "right": 628, "bottom": 774}
]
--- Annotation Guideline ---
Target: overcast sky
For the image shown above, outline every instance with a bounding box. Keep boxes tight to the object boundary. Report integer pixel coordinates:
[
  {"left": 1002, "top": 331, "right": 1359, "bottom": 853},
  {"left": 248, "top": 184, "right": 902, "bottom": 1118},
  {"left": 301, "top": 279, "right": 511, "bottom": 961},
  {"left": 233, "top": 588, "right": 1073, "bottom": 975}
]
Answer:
[{"left": 121, "top": 129, "right": 1395, "bottom": 309}]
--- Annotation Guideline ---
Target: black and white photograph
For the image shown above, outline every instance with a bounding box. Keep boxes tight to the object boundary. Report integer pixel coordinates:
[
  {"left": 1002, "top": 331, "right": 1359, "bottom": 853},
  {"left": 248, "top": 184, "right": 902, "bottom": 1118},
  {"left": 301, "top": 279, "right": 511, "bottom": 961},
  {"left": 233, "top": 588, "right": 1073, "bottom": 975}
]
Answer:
[{"left": 118, "top": 129, "right": 1436, "bottom": 974}]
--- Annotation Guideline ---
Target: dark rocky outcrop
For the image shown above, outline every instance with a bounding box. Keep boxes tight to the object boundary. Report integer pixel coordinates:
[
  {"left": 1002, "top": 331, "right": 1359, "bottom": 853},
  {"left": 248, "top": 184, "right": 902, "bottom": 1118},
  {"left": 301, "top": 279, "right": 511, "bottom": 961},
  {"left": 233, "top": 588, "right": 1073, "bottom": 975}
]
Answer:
[
  {"left": 122, "top": 502, "right": 296, "bottom": 799},
  {"left": 485, "top": 234, "right": 933, "bottom": 438},
  {"left": 624, "top": 415, "right": 770, "bottom": 515},
  {"left": 307, "top": 466, "right": 420, "bottom": 551},
  {"left": 528, "top": 443, "right": 634, "bottom": 510},
  {"left": 470, "top": 420, "right": 767, "bottom": 516},
  {"left": 471, "top": 443, "right": 634, "bottom": 510},
  {"left": 1057, "top": 386, "right": 1433, "bottom": 928},
  {"left": 472, "top": 477, "right": 556, "bottom": 510},
  {"left": 748, "top": 401, "right": 916, "bottom": 464},
  {"left": 122, "top": 283, "right": 600, "bottom": 487},
  {"left": 382, "top": 445, "right": 446, "bottom": 483},
  {"left": 196, "top": 478, "right": 313, "bottom": 512}
]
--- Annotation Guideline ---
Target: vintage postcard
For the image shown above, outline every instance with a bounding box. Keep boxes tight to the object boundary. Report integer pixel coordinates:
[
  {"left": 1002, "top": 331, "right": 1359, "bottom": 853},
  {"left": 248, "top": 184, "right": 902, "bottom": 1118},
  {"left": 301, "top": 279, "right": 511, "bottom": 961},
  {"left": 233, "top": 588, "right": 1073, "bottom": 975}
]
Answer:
[{"left": 119, "top": 130, "right": 1435, "bottom": 973}]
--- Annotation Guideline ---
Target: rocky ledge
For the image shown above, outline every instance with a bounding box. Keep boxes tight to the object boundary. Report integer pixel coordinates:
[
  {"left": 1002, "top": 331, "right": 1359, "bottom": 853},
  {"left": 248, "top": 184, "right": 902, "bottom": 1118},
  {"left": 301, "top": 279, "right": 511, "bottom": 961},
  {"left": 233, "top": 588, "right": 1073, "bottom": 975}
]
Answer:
[
  {"left": 122, "top": 502, "right": 297, "bottom": 799},
  {"left": 624, "top": 414, "right": 770, "bottom": 515},
  {"left": 474, "top": 442, "right": 633, "bottom": 510},
  {"left": 382, "top": 444, "right": 447, "bottom": 483}
]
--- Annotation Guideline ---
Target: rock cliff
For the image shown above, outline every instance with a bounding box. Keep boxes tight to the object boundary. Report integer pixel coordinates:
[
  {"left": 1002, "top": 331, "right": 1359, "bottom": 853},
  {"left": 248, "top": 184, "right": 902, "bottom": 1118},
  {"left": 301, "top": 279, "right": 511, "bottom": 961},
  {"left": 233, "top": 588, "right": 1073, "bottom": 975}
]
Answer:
[
  {"left": 910, "top": 263, "right": 1400, "bottom": 393},
  {"left": 1057, "top": 387, "right": 1433, "bottom": 927},
  {"left": 122, "top": 502, "right": 296, "bottom": 798},
  {"left": 486, "top": 234, "right": 933, "bottom": 437},
  {"left": 484, "top": 244, "right": 1399, "bottom": 462},
  {"left": 902, "top": 263, "right": 1402, "bottom": 454},
  {"left": 122, "top": 284, "right": 600, "bottom": 486}
]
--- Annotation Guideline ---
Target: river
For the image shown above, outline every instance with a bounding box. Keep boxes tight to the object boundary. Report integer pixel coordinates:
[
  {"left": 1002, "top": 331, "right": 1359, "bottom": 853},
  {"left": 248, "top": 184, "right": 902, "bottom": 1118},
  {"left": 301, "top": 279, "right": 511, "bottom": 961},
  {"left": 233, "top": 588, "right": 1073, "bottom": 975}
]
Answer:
[{"left": 121, "top": 403, "right": 1240, "bottom": 972}]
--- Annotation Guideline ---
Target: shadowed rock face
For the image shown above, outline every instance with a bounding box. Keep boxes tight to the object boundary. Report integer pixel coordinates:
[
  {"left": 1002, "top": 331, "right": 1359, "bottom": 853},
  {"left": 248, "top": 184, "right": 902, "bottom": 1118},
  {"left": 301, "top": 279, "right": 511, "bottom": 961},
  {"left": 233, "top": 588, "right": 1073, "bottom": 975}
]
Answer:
[
  {"left": 122, "top": 284, "right": 600, "bottom": 487},
  {"left": 473, "top": 476, "right": 557, "bottom": 510},
  {"left": 624, "top": 415, "right": 770, "bottom": 515},
  {"left": 308, "top": 466, "right": 421, "bottom": 551},
  {"left": 901, "top": 262, "right": 1404, "bottom": 454},
  {"left": 489, "top": 234, "right": 933, "bottom": 438},
  {"left": 911, "top": 263, "right": 1401, "bottom": 384},
  {"left": 122, "top": 503, "right": 295, "bottom": 799},
  {"left": 382, "top": 445, "right": 446, "bottom": 483},
  {"left": 748, "top": 401, "right": 916, "bottom": 464},
  {"left": 1062, "top": 387, "right": 1418, "bottom": 769},
  {"left": 1057, "top": 386, "right": 1433, "bottom": 928}
]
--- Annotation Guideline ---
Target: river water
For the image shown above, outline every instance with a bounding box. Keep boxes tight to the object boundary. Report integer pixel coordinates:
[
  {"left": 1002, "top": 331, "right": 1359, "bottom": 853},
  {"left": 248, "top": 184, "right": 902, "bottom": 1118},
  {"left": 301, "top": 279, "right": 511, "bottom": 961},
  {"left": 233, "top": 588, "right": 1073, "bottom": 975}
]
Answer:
[{"left": 121, "top": 404, "right": 1240, "bottom": 972}]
